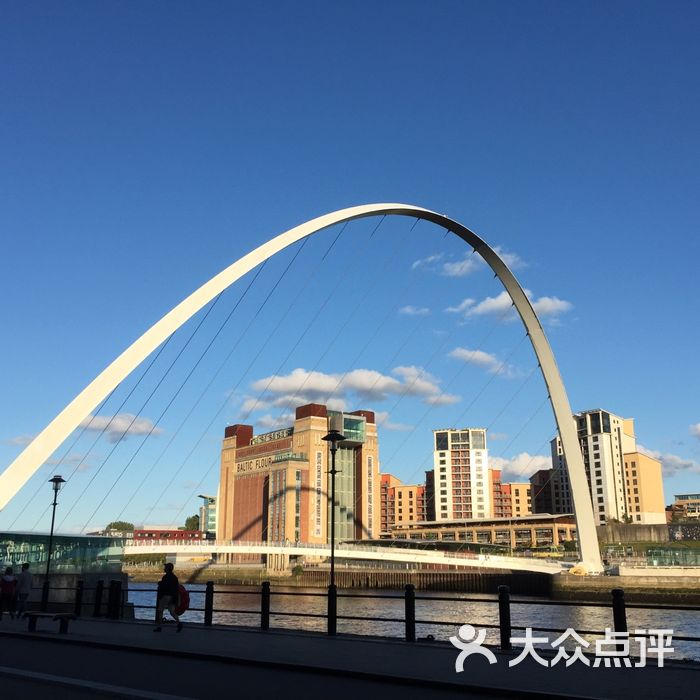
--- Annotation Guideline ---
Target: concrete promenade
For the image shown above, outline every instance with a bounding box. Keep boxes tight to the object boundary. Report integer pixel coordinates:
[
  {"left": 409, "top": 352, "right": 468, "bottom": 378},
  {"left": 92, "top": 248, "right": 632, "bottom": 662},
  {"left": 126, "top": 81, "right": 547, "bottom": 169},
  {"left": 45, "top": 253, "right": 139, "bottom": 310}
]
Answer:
[{"left": 0, "top": 616, "right": 698, "bottom": 699}]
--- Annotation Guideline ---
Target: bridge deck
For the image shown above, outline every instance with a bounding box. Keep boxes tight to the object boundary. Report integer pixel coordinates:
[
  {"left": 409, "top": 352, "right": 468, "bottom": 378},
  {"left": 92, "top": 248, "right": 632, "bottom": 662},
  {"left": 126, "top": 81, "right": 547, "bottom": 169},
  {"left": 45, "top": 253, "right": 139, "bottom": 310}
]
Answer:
[
  {"left": 124, "top": 542, "right": 565, "bottom": 574},
  {"left": 0, "top": 616, "right": 696, "bottom": 699}
]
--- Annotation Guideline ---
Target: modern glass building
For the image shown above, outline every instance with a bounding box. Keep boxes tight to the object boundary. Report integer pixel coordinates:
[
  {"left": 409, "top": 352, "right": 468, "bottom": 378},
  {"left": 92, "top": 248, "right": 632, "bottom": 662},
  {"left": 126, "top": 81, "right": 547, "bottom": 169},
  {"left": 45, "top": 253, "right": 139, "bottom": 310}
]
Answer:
[{"left": 0, "top": 532, "right": 124, "bottom": 574}]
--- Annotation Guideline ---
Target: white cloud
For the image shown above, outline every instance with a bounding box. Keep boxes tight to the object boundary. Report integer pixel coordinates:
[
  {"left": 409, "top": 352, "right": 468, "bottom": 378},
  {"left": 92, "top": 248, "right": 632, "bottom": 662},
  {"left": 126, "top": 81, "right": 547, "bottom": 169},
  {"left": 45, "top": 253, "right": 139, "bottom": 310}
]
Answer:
[
  {"left": 411, "top": 253, "right": 444, "bottom": 270},
  {"left": 46, "top": 452, "right": 95, "bottom": 472},
  {"left": 490, "top": 453, "right": 552, "bottom": 481},
  {"left": 424, "top": 393, "right": 461, "bottom": 406},
  {"left": 245, "top": 365, "right": 457, "bottom": 421},
  {"left": 4, "top": 434, "right": 35, "bottom": 447},
  {"left": 493, "top": 246, "right": 525, "bottom": 270},
  {"left": 392, "top": 366, "right": 442, "bottom": 397},
  {"left": 488, "top": 432, "right": 509, "bottom": 441},
  {"left": 375, "top": 411, "right": 413, "bottom": 431},
  {"left": 442, "top": 254, "right": 481, "bottom": 277},
  {"left": 531, "top": 296, "right": 573, "bottom": 317},
  {"left": 448, "top": 347, "right": 519, "bottom": 378},
  {"left": 637, "top": 444, "right": 700, "bottom": 477},
  {"left": 445, "top": 289, "right": 572, "bottom": 322},
  {"left": 399, "top": 305, "right": 430, "bottom": 316},
  {"left": 255, "top": 413, "right": 296, "bottom": 430},
  {"left": 464, "top": 291, "right": 515, "bottom": 318},
  {"left": 79, "top": 413, "right": 164, "bottom": 443},
  {"left": 445, "top": 298, "right": 475, "bottom": 314},
  {"left": 414, "top": 246, "right": 524, "bottom": 278},
  {"left": 690, "top": 424, "right": 700, "bottom": 439}
]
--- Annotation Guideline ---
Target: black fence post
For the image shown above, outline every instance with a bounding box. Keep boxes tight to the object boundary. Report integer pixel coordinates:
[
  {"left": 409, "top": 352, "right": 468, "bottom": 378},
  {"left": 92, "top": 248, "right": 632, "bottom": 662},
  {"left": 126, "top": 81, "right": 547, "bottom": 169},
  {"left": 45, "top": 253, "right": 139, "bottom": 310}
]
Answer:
[
  {"left": 405, "top": 584, "right": 416, "bottom": 642},
  {"left": 261, "top": 581, "right": 270, "bottom": 630},
  {"left": 612, "top": 588, "right": 627, "bottom": 652},
  {"left": 204, "top": 581, "right": 214, "bottom": 626},
  {"left": 498, "top": 585, "right": 512, "bottom": 651},
  {"left": 93, "top": 580, "right": 104, "bottom": 617},
  {"left": 40, "top": 578, "right": 50, "bottom": 612},
  {"left": 612, "top": 588, "right": 627, "bottom": 633},
  {"left": 74, "top": 580, "right": 84, "bottom": 617},
  {"left": 115, "top": 579, "right": 123, "bottom": 620},
  {"left": 107, "top": 580, "right": 121, "bottom": 620},
  {"left": 327, "top": 584, "right": 337, "bottom": 636}
]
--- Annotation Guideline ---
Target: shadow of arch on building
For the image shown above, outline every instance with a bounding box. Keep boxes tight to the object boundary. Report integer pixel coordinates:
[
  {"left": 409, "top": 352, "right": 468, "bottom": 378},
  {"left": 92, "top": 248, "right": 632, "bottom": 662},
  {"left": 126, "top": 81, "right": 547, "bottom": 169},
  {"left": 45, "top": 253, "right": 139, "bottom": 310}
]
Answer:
[{"left": 228, "top": 482, "right": 372, "bottom": 542}]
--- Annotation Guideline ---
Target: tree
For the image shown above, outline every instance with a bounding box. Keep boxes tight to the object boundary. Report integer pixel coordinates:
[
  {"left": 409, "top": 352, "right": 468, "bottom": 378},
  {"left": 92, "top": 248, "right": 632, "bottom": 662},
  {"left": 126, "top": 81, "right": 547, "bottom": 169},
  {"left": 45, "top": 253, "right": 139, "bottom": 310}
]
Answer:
[
  {"left": 105, "top": 521, "right": 134, "bottom": 532},
  {"left": 184, "top": 514, "right": 200, "bottom": 531}
]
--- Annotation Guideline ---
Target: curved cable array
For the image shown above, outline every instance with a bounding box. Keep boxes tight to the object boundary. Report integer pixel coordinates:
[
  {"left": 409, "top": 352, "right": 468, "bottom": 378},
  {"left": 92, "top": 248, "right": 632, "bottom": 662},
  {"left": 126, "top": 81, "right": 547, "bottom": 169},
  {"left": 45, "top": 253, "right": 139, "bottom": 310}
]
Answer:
[{"left": 1, "top": 206, "right": 597, "bottom": 569}]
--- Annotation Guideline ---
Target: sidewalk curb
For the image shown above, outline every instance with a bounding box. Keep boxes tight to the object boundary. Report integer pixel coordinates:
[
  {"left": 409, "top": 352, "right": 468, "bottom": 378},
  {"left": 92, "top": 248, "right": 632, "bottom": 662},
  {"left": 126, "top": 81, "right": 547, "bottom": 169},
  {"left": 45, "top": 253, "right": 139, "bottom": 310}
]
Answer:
[{"left": 0, "top": 626, "right": 606, "bottom": 700}]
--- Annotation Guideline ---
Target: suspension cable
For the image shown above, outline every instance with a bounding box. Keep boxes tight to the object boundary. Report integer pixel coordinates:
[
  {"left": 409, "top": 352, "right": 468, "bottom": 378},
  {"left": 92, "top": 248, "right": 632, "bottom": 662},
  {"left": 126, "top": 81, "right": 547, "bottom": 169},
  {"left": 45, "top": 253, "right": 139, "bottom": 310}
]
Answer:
[
  {"left": 26, "top": 335, "right": 176, "bottom": 531},
  {"left": 139, "top": 236, "right": 312, "bottom": 525},
  {"left": 382, "top": 306, "right": 525, "bottom": 476},
  {"left": 6, "top": 388, "right": 116, "bottom": 530},
  {"left": 56, "top": 293, "right": 224, "bottom": 529},
  {"left": 112, "top": 260, "right": 270, "bottom": 521}
]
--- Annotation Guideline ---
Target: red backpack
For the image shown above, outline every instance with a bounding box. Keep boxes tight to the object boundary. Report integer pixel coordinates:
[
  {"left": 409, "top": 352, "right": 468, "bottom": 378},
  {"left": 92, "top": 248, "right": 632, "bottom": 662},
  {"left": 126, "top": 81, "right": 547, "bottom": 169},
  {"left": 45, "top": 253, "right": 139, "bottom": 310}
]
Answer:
[{"left": 175, "top": 584, "right": 189, "bottom": 616}]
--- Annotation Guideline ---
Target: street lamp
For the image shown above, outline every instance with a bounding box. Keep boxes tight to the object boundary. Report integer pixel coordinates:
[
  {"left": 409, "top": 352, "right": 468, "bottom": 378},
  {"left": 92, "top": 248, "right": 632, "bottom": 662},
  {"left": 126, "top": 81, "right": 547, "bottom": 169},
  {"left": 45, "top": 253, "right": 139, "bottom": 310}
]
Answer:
[
  {"left": 41, "top": 474, "right": 66, "bottom": 611},
  {"left": 322, "top": 422, "right": 345, "bottom": 635}
]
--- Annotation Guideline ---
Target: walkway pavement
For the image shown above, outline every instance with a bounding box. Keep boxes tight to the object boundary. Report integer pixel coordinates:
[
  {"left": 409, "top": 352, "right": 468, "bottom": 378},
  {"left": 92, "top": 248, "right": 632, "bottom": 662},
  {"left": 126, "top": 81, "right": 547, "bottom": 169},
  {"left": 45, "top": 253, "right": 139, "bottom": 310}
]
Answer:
[{"left": 0, "top": 616, "right": 698, "bottom": 699}]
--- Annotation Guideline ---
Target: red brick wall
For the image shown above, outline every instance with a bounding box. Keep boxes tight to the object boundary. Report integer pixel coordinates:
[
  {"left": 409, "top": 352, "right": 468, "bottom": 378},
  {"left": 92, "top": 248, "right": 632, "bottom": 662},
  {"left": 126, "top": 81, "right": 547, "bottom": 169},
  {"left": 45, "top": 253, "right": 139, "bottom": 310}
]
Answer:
[{"left": 231, "top": 473, "right": 268, "bottom": 541}]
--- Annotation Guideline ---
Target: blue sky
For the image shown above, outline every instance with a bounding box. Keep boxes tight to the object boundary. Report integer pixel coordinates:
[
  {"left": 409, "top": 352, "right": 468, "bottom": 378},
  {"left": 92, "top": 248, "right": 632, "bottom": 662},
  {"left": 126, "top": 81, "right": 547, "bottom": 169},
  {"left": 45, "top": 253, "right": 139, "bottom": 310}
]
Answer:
[{"left": 1, "top": 1, "right": 699, "bottom": 532}]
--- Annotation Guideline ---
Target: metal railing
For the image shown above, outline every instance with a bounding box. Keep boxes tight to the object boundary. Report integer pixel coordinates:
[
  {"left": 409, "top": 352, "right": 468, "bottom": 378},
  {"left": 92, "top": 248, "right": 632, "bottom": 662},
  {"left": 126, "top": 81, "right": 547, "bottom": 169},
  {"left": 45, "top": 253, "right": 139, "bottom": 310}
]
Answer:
[{"left": 33, "top": 578, "right": 700, "bottom": 654}]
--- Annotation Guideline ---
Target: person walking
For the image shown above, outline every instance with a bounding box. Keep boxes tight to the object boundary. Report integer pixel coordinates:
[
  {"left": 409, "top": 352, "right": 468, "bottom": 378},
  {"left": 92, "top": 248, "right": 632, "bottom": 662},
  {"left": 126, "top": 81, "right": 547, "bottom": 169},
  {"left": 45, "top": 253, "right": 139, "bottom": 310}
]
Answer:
[
  {"left": 0, "top": 567, "right": 18, "bottom": 620},
  {"left": 16, "top": 563, "right": 32, "bottom": 617},
  {"left": 153, "top": 562, "right": 182, "bottom": 633}
]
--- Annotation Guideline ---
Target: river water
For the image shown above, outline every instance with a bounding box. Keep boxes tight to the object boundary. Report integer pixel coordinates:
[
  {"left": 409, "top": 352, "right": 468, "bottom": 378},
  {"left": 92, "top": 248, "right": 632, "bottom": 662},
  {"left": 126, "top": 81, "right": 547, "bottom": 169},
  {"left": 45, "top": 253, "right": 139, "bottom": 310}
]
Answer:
[{"left": 128, "top": 582, "right": 700, "bottom": 661}]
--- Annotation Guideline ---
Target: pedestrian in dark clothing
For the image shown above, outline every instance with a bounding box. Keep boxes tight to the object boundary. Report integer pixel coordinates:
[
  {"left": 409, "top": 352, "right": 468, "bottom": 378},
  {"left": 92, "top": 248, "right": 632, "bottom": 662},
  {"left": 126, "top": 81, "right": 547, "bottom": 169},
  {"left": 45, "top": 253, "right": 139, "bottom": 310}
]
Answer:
[
  {"left": 0, "top": 567, "right": 17, "bottom": 620},
  {"left": 16, "top": 563, "right": 32, "bottom": 617},
  {"left": 153, "top": 562, "right": 182, "bottom": 632}
]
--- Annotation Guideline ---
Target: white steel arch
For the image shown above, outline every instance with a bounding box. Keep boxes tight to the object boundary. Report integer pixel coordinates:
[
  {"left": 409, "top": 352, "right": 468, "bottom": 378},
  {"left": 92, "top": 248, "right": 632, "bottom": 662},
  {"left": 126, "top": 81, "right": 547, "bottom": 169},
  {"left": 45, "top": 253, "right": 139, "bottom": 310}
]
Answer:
[{"left": 0, "top": 204, "right": 602, "bottom": 573}]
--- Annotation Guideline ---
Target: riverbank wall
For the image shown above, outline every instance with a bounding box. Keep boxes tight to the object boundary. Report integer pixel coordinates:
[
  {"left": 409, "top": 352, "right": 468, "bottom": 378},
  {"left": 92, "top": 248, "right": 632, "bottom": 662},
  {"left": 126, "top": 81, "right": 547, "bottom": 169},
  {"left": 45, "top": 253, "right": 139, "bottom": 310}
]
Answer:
[
  {"left": 552, "top": 572, "right": 700, "bottom": 604},
  {"left": 125, "top": 565, "right": 552, "bottom": 595}
]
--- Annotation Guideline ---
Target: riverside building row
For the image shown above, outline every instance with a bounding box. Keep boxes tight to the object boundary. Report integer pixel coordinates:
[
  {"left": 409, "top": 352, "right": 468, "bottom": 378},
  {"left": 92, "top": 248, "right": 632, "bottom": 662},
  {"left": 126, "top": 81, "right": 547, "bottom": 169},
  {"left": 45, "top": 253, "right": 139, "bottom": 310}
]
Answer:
[{"left": 213, "top": 404, "right": 666, "bottom": 548}]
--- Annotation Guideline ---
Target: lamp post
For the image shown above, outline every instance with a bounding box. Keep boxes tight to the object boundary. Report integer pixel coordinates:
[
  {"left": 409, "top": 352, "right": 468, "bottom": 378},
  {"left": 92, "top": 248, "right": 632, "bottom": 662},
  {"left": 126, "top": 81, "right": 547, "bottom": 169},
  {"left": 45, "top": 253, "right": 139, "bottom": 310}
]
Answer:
[
  {"left": 41, "top": 474, "right": 66, "bottom": 611},
  {"left": 322, "top": 424, "right": 345, "bottom": 635}
]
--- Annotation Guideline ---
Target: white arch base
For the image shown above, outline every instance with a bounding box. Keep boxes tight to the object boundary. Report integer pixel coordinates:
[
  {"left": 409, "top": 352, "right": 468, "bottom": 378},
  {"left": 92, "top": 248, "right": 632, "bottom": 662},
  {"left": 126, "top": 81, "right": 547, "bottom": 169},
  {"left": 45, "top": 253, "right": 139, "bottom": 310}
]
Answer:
[{"left": 0, "top": 203, "right": 602, "bottom": 574}]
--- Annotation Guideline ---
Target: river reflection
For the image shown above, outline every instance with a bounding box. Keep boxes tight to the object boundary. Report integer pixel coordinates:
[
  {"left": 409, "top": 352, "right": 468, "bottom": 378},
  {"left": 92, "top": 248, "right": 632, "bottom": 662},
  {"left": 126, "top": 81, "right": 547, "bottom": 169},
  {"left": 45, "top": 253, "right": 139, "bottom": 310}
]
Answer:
[{"left": 128, "top": 583, "right": 700, "bottom": 661}]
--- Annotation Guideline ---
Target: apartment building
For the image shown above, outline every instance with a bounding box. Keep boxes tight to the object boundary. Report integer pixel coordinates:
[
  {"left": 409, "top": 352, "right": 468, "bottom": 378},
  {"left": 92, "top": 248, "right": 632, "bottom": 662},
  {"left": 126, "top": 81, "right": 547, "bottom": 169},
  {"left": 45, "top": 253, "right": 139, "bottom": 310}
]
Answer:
[{"left": 432, "top": 428, "right": 491, "bottom": 521}]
